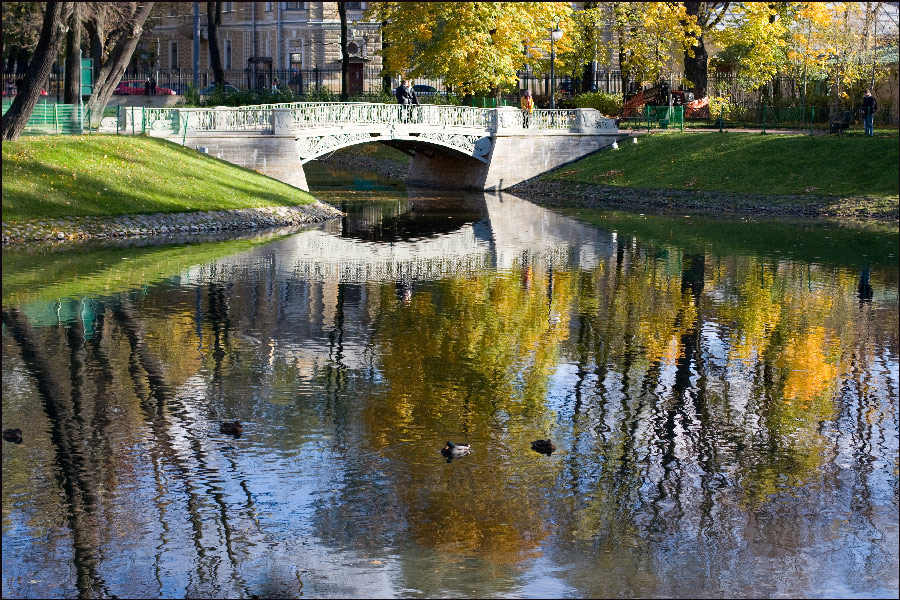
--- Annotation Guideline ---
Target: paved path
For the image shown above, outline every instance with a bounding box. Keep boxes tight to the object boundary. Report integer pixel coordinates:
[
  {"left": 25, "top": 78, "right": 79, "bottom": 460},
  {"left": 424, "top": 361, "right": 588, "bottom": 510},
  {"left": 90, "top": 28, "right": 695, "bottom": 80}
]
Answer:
[{"left": 623, "top": 127, "right": 828, "bottom": 136}]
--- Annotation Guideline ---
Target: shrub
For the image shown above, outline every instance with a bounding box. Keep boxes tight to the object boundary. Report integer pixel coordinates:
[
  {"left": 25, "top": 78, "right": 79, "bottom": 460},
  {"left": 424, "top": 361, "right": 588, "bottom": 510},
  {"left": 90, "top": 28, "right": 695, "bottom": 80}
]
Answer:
[
  {"left": 708, "top": 95, "right": 739, "bottom": 121},
  {"left": 571, "top": 92, "right": 624, "bottom": 116}
]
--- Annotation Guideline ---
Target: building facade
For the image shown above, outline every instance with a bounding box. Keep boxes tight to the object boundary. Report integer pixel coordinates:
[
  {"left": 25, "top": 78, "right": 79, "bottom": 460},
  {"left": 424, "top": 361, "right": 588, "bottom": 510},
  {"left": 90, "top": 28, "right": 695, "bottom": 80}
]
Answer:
[{"left": 140, "top": 2, "right": 384, "bottom": 92}]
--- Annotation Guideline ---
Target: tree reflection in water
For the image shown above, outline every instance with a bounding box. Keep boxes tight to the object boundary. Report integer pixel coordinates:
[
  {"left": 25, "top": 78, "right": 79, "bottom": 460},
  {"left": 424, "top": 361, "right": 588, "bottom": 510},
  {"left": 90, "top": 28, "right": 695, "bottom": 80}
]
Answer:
[{"left": 2, "top": 187, "right": 897, "bottom": 598}]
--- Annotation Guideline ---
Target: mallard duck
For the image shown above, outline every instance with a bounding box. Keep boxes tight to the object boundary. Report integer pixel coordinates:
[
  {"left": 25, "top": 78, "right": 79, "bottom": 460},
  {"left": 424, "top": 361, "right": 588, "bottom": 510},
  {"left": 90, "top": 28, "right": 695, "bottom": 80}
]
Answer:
[
  {"left": 219, "top": 421, "right": 243, "bottom": 436},
  {"left": 440, "top": 441, "right": 471, "bottom": 459},
  {"left": 531, "top": 439, "right": 556, "bottom": 455},
  {"left": 2, "top": 428, "right": 23, "bottom": 444}
]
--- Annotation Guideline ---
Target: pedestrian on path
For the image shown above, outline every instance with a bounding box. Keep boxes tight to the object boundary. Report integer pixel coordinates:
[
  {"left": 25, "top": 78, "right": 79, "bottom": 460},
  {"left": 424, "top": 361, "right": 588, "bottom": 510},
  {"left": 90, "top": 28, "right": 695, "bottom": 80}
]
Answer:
[
  {"left": 861, "top": 89, "right": 877, "bottom": 136},
  {"left": 521, "top": 89, "right": 534, "bottom": 128}
]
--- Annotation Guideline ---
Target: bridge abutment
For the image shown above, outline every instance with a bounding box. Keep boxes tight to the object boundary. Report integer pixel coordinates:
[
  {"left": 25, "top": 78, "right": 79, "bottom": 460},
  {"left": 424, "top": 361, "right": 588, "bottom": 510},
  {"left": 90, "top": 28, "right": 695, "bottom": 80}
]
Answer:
[{"left": 163, "top": 132, "right": 309, "bottom": 191}]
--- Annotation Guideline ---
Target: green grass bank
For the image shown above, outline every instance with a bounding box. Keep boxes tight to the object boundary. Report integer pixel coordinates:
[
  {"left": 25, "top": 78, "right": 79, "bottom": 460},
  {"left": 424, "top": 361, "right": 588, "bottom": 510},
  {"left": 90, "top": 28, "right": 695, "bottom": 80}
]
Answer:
[
  {"left": 2, "top": 135, "right": 317, "bottom": 223},
  {"left": 547, "top": 132, "right": 898, "bottom": 199}
]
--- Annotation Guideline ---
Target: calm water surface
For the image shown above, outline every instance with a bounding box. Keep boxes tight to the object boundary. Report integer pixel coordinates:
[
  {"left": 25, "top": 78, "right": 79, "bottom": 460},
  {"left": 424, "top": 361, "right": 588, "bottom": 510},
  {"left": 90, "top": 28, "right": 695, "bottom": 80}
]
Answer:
[{"left": 2, "top": 163, "right": 898, "bottom": 598}]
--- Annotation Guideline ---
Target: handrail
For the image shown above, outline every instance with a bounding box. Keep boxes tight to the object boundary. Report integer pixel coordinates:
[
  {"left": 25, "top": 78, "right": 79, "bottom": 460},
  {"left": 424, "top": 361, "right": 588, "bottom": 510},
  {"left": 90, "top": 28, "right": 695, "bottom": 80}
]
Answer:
[{"left": 142, "top": 102, "right": 616, "bottom": 134}]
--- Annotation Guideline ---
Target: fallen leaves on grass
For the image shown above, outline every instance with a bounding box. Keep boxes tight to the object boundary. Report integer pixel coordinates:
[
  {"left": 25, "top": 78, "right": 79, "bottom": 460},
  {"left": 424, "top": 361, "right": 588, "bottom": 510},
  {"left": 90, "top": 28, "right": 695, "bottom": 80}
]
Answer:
[{"left": 599, "top": 170, "right": 623, "bottom": 177}]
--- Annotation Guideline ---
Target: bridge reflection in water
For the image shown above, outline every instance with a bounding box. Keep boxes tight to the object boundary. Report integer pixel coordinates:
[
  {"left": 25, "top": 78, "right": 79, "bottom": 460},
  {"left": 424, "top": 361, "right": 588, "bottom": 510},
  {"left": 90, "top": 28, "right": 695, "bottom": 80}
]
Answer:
[
  {"left": 185, "top": 189, "right": 615, "bottom": 283},
  {"left": 184, "top": 190, "right": 614, "bottom": 284}
]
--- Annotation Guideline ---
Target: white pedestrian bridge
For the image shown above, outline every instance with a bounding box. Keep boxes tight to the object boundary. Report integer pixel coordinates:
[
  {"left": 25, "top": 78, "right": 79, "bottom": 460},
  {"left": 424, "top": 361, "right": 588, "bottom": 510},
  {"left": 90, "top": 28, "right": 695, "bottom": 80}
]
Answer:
[{"left": 138, "top": 102, "right": 619, "bottom": 191}]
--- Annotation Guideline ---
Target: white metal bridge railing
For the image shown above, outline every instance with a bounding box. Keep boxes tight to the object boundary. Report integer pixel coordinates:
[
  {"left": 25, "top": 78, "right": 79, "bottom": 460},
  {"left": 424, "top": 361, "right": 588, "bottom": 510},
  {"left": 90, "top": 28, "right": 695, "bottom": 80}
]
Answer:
[{"left": 141, "top": 102, "right": 616, "bottom": 135}]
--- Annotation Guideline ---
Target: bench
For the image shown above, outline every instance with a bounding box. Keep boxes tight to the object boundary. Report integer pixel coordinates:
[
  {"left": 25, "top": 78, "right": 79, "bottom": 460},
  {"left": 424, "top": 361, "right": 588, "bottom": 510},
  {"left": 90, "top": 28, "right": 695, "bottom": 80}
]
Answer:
[{"left": 830, "top": 110, "right": 852, "bottom": 134}]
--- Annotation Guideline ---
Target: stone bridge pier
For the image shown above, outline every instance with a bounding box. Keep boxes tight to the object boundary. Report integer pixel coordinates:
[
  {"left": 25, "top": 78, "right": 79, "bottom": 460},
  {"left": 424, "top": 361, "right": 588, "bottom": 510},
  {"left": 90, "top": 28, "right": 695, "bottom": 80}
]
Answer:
[{"left": 140, "top": 103, "right": 618, "bottom": 192}]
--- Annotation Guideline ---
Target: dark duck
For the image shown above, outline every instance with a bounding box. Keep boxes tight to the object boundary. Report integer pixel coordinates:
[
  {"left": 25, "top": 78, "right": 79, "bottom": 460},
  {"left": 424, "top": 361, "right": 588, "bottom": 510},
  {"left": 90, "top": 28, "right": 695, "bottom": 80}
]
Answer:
[
  {"left": 531, "top": 439, "right": 556, "bottom": 455},
  {"left": 219, "top": 421, "right": 243, "bottom": 436}
]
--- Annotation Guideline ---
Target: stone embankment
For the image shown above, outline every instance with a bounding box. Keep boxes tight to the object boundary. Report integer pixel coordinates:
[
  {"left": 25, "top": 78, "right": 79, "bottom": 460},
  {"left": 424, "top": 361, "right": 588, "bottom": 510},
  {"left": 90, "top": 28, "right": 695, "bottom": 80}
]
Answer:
[
  {"left": 508, "top": 180, "right": 900, "bottom": 221},
  {"left": 2, "top": 203, "right": 343, "bottom": 245}
]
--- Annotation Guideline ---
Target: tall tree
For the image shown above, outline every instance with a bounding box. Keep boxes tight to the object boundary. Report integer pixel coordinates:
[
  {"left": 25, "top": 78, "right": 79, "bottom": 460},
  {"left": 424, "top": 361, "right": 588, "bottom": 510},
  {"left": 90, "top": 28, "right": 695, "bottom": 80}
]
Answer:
[
  {"left": 207, "top": 1, "right": 225, "bottom": 87},
  {"left": 611, "top": 2, "right": 700, "bottom": 94},
  {"left": 367, "top": 2, "right": 571, "bottom": 96},
  {"left": 339, "top": 1, "right": 350, "bottom": 100},
  {"left": 380, "top": 19, "right": 391, "bottom": 93},
  {"left": 64, "top": 2, "right": 83, "bottom": 104},
  {"left": 83, "top": 2, "right": 154, "bottom": 127},
  {"left": 2, "top": 2, "right": 72, "bottom": 141},
  {"left": 682, "top": 2, "right": 730, "bottom": 98},
  {"left": 83, "top": 3, "right": 107, "bottom": 84},
  {"left": 1, "top": 2, "right": 46, "bottom": 73}
]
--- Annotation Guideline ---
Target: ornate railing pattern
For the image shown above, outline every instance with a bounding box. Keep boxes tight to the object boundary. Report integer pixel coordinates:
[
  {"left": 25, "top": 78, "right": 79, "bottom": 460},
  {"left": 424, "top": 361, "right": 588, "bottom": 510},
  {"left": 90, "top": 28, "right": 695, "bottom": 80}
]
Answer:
[
  {"left": 145, "top": 107, "right": 272, "bottom": 133},
  {"left": 142, "top": 103, "right": 616, "bottom": 135},
  {"left": 287, "top": 103, "right": 494, "bottom": 130}
]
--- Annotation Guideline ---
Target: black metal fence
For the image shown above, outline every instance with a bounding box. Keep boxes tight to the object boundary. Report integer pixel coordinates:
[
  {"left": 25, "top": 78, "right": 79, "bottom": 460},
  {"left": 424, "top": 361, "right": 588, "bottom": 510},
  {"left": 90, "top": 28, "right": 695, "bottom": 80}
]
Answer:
[{"left": 4, "top": 65, "right": 895, "bottom": 125}]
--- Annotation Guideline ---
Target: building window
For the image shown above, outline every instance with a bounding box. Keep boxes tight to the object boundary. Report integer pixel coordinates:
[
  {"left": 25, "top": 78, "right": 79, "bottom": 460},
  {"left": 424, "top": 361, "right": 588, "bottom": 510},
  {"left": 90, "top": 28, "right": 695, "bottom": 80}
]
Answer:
[
  {"left": 224, "top": 39, "right": 232, "bottom": 70},
  {"left": 223, "top": 2, "right": 233, "bottom": 12},
  {"left": 266, "top": 2, "right": 273, "bottom": 11},
  {"left": 169, "top": 41, "right": 178, "bottom": 69},
  {"left": 284, "top": 2, "right": 307, "bottom": 10},
  {"left": 346, "top": 2, "right": 362, "bottom": 9}
]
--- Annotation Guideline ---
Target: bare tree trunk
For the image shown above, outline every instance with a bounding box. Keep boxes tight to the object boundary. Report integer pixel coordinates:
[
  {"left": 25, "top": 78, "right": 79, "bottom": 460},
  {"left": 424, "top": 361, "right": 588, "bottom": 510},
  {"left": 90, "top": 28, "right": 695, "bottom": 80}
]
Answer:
[
  {"left": 84, "top": 4, "right": 107, "bottom": 83},
  {"left": 207, "top": 1, "right": 225, "bottom": 87},
  {"left": 84, "top": 2, "right": 154, "bottom": 128},
  {"left": 64, "top": 2, "right": 82, "bottom": 104},
  {"left": 339, "top": 2, "right": 350, "bottom": 100},
  {"left": 381, "top": 20, "right": 391, "bottom": 94},
  {"left": 683, "top": 2, "right": 708, "bottom": 98},
  {"left": 2, "top": 2, "right": 72, "bottom": 141}
]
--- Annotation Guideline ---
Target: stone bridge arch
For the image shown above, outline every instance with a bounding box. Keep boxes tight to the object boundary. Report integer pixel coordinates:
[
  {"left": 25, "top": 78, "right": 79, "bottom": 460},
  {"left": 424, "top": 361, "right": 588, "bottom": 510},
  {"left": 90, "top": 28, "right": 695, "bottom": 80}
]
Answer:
[{"left": 292, "top": 127, "right": 493, "bottom": 165}]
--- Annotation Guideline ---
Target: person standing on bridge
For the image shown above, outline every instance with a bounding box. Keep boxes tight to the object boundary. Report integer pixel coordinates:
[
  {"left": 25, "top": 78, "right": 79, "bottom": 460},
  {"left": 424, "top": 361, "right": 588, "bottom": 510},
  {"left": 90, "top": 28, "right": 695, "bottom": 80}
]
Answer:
[
  {"left": 521, "top": 89, "right": 534, "bottom": 128},
  {"left": 396, "top": 79, "right": 419, "bottom": 123}
]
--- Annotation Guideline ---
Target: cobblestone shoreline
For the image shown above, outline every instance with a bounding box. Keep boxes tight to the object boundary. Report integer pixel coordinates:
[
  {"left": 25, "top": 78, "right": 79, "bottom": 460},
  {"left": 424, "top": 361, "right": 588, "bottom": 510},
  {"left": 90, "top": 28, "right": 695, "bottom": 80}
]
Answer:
[
  {"left": 2, "top": 203, "right": 344, "bottom": 245},
  {"left": 508, "top": 180, "right": 899, "bottom": 220}
]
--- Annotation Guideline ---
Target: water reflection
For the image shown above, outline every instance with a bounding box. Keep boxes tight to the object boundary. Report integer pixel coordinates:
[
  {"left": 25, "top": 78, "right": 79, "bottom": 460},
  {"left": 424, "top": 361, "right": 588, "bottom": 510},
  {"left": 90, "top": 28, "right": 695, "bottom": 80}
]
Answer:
[{"left": 2, "top": 175, "right": 898, "bottom": 598}]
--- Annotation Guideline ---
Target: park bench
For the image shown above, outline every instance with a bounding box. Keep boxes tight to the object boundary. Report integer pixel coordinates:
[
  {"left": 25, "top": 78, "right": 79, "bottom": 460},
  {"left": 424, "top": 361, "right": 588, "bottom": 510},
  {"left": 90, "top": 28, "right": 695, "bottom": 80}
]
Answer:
[{"left": 830, "top": 110, "right": 852, "bottom": 134}]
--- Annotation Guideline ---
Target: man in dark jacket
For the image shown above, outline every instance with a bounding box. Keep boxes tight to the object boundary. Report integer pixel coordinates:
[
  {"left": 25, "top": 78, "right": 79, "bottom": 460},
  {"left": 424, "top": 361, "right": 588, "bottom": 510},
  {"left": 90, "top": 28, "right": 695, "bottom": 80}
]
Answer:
[
  {"left": 861, "top": 89, "right": 877, "bottom": 136},
  {"left": 396, "top": 80, "right": 419, "bottom": 122}
]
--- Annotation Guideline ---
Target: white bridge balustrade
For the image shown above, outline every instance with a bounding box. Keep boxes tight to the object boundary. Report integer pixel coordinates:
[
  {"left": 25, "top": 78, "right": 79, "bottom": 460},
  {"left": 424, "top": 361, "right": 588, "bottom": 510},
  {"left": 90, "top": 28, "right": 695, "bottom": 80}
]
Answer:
[{"left": 137, "top": 102, "right": 619, "bottom": 191}]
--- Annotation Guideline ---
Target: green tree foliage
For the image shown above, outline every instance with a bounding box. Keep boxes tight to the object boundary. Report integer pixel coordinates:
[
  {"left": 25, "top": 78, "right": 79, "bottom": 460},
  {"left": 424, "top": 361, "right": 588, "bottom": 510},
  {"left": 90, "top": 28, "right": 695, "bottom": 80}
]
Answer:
[
  {"left": 610, "top": 2, "right": 701, "bottom": 89},
  {"left": 571, "top": 91, "right": 623, "bottom": 115},
  {"left": 366, "top": 2, "right": 572, "bottom": 95}
]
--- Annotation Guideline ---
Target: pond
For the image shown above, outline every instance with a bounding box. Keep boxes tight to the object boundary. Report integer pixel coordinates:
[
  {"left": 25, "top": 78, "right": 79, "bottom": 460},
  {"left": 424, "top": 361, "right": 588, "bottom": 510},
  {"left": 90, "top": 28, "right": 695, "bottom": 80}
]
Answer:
[{"left": 2, "top": 162, "right": 898, "bottom": 598}]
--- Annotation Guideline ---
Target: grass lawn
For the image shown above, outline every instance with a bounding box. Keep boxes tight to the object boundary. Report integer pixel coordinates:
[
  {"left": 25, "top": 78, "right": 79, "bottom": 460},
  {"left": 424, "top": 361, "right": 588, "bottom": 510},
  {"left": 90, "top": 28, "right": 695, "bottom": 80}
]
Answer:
[
  {"left": 547, "top": 132, "right": 899, "bottom": 199},
  {"left": 2, "top": 135, "right": 317, "bottom": 222}
]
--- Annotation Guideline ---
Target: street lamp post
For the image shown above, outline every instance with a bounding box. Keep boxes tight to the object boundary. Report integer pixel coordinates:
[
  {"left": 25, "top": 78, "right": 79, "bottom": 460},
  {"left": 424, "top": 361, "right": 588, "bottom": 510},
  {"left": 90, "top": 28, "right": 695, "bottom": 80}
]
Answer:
[{"left": 550, "top": 25, "right": 563, "bottom": 109}]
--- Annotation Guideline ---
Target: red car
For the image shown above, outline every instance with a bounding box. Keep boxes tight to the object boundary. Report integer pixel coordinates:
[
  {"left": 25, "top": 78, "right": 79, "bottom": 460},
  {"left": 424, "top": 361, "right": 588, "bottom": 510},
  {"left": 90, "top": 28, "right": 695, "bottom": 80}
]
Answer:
[
  {"left": 3, "top": 82, "right": 48, "bottom": 96},
  {"left": 113, "top": 80, "right": 176, "bottom": 95}
]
